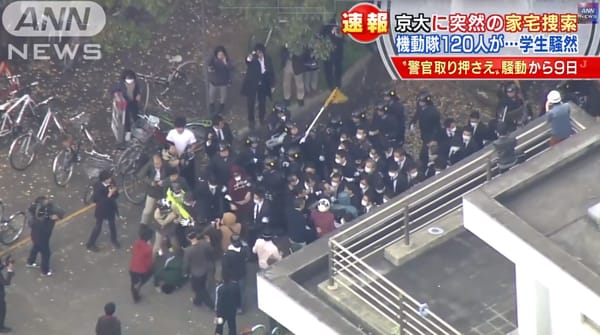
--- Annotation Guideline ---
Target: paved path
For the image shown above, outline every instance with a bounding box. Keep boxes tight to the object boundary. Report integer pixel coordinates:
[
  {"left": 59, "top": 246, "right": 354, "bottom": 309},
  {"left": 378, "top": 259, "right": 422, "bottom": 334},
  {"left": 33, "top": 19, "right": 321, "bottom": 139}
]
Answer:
[{"left": 0, "top": 149, "right": 267, "bottom": 335}]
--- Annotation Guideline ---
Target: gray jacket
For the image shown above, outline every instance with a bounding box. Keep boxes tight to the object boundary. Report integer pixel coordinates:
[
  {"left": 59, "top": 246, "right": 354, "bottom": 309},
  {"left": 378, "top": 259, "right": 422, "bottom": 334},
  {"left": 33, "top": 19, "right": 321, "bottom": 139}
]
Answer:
[
  {"left": 493, "top": 135, "right": 518, "bottom": 169},
  {"left": 547, "top": 103, "right": 573, "bottom": 139},
  {"left": 183, "top": 241, "right": 214, "bottom": 278}
]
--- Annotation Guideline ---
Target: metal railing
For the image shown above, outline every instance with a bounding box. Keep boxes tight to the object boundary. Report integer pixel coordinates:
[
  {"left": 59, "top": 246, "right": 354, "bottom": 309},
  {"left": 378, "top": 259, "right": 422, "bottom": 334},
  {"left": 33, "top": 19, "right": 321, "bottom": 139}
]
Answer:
[{"left": 327, "top": 116, "right": 588, "bottom": 335}]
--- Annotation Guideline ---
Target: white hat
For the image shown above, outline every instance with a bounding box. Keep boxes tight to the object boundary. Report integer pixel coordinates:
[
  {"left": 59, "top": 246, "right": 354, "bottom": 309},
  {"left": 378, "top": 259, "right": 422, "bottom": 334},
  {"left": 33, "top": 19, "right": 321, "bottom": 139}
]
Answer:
[
  {"left": 317, "top": 198, "right": 331, "bottom": 212},
  {"left": 547, "top": 90, "right": 562, "bottom": 104}
]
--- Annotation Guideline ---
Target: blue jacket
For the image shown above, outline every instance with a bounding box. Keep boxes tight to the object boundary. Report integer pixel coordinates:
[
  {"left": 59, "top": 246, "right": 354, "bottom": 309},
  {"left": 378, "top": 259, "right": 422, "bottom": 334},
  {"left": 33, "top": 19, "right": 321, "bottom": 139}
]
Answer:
[{"left": 547, "top": 103, "right": 573, "bottom": 139}]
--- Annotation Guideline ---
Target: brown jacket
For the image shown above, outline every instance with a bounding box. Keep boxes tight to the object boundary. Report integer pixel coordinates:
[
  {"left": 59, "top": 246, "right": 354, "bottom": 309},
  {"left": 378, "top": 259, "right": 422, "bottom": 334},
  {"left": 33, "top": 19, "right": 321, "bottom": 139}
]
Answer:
[{"left": 218, "top": 212, "right": 241, "bottom": 253}]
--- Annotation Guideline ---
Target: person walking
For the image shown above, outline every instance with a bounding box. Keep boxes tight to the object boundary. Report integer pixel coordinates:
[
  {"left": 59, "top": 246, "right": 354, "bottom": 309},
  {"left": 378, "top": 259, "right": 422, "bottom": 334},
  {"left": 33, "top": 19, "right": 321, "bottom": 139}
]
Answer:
[
  {"left": 87, "top": 170, "right": 120, "bottom": 252},
  {"left": 280, "top": 43, "right": 305, "bottom": 107},
  {"left": 183, "top": 231, "right": 214, "bottom": 308},
  {"left": 95, "top": 302, "right": 121, "bottom": 335},
  {"left": 0, "top": 256, "right": 14, "bottom": 333},
  {"left": 129, "top": 226, "right": 154, "bottom": 303},
  {"left": 221, "top": 238, "right": 247, "bottom": 314},
  {"left": 208, "top": 46, "right": 234, "bottom": 115},
  {"left": 140, "top": 154, "right": 168, "bottom": 225},
  {"left": 26, "top": 196, "right": 64, "bottom": 276},
  {"left": 214, "top": 278, "right": 241, "bottom": 335},
  {"left": 241, "top": 43, "right": 275, "bottom": 129}
]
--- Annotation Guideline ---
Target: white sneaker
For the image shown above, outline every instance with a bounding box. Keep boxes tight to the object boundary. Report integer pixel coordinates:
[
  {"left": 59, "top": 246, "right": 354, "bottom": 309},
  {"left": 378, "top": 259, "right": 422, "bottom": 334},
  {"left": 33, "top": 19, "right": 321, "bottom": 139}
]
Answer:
[
  {"left": 26, "top": 263, "right": 39, "bottom": 268},
  {"left": 41, "top": 271, "right": 52, "bottom": 277}
]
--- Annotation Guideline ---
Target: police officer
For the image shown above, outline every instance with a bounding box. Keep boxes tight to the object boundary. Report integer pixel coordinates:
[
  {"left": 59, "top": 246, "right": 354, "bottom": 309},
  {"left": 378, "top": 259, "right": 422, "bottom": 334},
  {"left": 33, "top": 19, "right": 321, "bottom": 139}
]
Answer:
[
  {"left": 208, "top": 143, "right": 234, "bottom": 186},
  {"left": 259, "top": 157, "right": 286, "bottom": 234},
  {"left": 282, "top": 146, "right": 303, "bottom": 177},
  {"left": 26, "top": 196, "right": 64, "bottom": 276},
  {"left": 383, "top": 89, "right": 406, "bottom": 144},
  {"left": 345, "top": 109, "right": 368, "bottom": 136},
  {"left": 410, "top": 91, "right": 441, "bottom": 146},
  {"left": 372, "top": 103, "right": 400, "bottom": 149},
  {"left": 267, "top": 103, "right": 290, "bottom": 135},
  {"left": 496, "top": 82, "right": 530, "bottom": 131},
  {"left": 237, "top": 135, "right": 264, "bottom": 182},
  {"left": 354, "top": 126, "right": 373, "bottom": 160}
]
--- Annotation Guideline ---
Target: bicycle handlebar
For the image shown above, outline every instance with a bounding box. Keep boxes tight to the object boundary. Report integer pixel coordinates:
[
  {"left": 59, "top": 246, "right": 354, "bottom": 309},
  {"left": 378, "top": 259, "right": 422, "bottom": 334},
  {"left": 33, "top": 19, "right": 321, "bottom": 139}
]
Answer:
[
  {"left": 9, "top": 81, "right": 38, "bottom": 95},
  {"left": 6, "top": 74, "right": 20, "bottom": 80},
  {"left": 37, "top": 96, "right": 54, "bottom": 106},
  {"left": 69, "top": 111, "right": 86, "bottom": 121}
]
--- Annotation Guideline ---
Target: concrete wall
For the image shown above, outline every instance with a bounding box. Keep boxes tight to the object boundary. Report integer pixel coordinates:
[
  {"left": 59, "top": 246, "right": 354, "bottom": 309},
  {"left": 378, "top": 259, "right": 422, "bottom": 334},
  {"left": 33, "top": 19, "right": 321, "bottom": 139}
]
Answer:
[
  {"left": 256, "top": 275, "right": 342, "bottom": 335},
  {"left": 463, "top": 197, "right": 600, "bottom": 335}
]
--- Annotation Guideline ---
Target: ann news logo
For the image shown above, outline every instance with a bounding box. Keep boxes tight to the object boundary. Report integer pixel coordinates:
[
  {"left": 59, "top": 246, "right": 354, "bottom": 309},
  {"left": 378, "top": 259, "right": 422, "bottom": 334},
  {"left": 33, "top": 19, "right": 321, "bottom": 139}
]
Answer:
[
  {"left": 341, "top": 2, "right": 389, "bottom": 44},
  {"left": 2, "top": 1, "right": 105, "bottom": 61},
  {"left": 578, "top": 2, "right": 598, "bottom": 24}
]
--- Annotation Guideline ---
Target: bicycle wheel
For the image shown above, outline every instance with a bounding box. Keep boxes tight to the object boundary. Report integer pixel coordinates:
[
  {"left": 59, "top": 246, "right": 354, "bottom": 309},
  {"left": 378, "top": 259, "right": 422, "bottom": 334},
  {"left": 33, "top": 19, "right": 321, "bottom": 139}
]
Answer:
[
  {"left": 251, "top": 324, "right": 267, "bottom": 335},
  {"left": 52, "top": 149, "right": 75, "bottom": 186},
  {"left": 122, "top": 172, "right": 145, "bottom": 205},
  {"left": 116, "top": 143, "right": 145, "bottom": 175},
  {"left": 0, "top": 211, "right": 26, "bottom": 245},
  {"left": 170, "top": 61, "right": 199, "bottom": 86},
  {"left": 83, "top": 179, "right": 96, "bottom": 204},
  {"left": 8, "top": 133, "right": 38, "bottom": 170},
  {"left": 0, "top": 115, "right": 14, "bottom": 145}
]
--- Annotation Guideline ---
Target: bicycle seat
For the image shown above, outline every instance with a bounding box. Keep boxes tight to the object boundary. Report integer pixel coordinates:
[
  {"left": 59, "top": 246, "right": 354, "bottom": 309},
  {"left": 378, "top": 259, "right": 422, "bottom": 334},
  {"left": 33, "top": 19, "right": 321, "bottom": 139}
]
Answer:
[{"left": 166, "top": 54, "right": 182, "bottom": 63}]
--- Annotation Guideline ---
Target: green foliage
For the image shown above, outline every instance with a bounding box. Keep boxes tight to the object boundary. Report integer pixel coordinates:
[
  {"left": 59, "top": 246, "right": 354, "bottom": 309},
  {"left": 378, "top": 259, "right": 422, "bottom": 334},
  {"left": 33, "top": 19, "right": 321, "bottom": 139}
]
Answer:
[
  {"left": 91, "top": 0, "right": 183, "bottom": 54},
  {"left": 222, "top": 0, "right": 335, "bottom": 61}
]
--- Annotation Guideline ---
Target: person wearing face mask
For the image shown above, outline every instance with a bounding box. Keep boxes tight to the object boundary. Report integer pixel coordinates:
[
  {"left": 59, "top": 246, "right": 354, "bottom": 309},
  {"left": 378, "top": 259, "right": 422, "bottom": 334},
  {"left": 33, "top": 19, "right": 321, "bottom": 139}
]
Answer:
[
  {"left": 386, "top": 162, "right": 408, "bottom": 196},
  {"left": 325, "top": 173, "right": 344, "bottom": 201},
  {"left": 205, "top": 114, "right": 234, "bottom": 159},
  {"left": 208, "top": 143, "right": 235, "bottom": 186},
  {"left": 300, "top": 173, "right": 322, "bottom": 206},
  {"left": 388, "top": 148, "right": 414, "bottom": 174},
  {"left": 310, "top": 198, "right": 336, "bottom": 238},
  {"left": 468, "top": 111, "right": 492, "bottom": 147},
  {"left": 195, "top": 175, "right": 230, "bottom": 223},
  {"left": 284, "top": 173, "right": 303, "bottom": 207},
  {"left": 208, "top": 46, "right": 234, "bottom": 116},
  {"left": 333, "top": 150, "right": 358, "bottom": 183},
  {"left": 438, "top": 118, "right": 461, "bottom": 163},
  {"left": 247, "top": 189, "right": 271, "bottom": 252},
  {"left": 362, "top": 159, "right": 383, "bottom": 187},
  {"left": 367, "top": 148, "right": 386, "bottom": 175},
  {"left": 407, "top": 167, "right": 422, "bottom": 187},
  {"left": 452, "top": 127, "right": 482, "bottom": 164},
  {"left": 360, "top": 194, "right": 375, "bottom": 215},
  {"left": 358, "top": 177, "right": 376, "bottom": 205},
  {"left": 354, "top": 126, "right": 373, "bottom": 158},
  {"left": 111, "top": 69, "right": 142, "bottom": 145},
  {"left": 423, "top": 147, "right": 445, "bottom": 179},
  {"left": 226, "top": 167, "right": 253, "bottom": 226}
]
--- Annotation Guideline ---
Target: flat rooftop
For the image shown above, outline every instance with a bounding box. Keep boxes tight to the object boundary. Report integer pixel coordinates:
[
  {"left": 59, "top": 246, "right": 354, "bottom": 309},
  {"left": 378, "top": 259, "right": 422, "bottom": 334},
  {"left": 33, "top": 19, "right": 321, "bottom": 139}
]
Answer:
[
  {"left": 500, "top": 145, "right": 600, "bottom": 277},
  {"left": 468, "top": 124, "right": 600, "bottom": 298}
]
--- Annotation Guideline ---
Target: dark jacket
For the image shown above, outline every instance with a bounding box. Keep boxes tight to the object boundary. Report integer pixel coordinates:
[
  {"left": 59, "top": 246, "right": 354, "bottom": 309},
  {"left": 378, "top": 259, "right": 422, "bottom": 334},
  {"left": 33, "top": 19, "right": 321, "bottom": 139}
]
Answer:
[
  {"left": 280, "top": 46, "right": 306, "bottom": 74},
  {"left": 493, "top": 135, "right": 518, "bottom": 169},
  {"left": 0, "top": 269, "right": 14, "bottom": 298},
  {"left": 183, "top": 241, "right": 214, "bottom": 278},
  {"left": 215, "top": 281, "right": 241, "bottom": 317},
  {"left": 241, "top": 53, "right": 275, "bottom": 96},
  {"left": 285, "top": 207, "right": 310, "bottom": 244},
  {"left": 95, "top": 315, "right": 121, "bottom": 335},
  {"left": 93, "top": 182, "right": 119, "bottom": 219},
  {"left": 252, "top": 200, "right": 271, "bottom": 226},
  {"left": 141, "top": 162, "right": 168, "bottom": 199},
  {"left": 221, "top": 244, "right": 247, "bottom": 281},
  {"left": 412, "top": 104, "right": 441, "bottom": 143},
  {"left": 208, "top": 55, "right": 233, "bottom": 86},
  {"left": 29, "top": 203, "right": 64, "bottom": 243},
  {"left": 208, "top": 155, "right": 234, "bottom": 186},
  {"left": 205, "top": 125, "right": 234, "bottom": 158}
]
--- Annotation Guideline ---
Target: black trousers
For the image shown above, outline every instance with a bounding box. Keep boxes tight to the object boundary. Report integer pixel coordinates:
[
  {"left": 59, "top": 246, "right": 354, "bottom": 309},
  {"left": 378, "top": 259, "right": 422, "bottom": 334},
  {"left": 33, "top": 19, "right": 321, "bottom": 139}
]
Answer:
[
  {"left": 246, "top": 86, "right": 268, "bottom": 127},
  {"left": 180, "top": 160, "right": 196, "bottom": 189},
  {"left": 324, "top": 58, "right": 343, "bottom": 89},
  {"left": 27, "top": 239, "right": 51, "bottom": 273},
  {"left": 0, "top": 298, "right": 5, "bottom": 327},
  {"left": 130, "top": 271, "right": 153, "bottom": 300},
  {"left": 215, "top": 313, "right": 237, "bottom": 335},
  {"left": 124, "top": 103, "right": 139, "bottom": 132},
  {"left": 191, "top": 274, "right": 213, "bottom": 308},
  {"left": 87, "top": 217, "right": 118, "bottom": 247}
]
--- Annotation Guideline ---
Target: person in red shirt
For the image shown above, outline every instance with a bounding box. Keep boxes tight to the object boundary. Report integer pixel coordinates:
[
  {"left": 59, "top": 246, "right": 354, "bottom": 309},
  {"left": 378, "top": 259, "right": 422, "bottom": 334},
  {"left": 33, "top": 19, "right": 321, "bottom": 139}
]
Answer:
[
  {"left": 129, "top": 225, "right": 154, "bottom": 303},
  {"left": 227, "top": 165, "right": 253, "bottom": 226},
  {"left": 310, "top": 198, "right": 336, "bottom": 238}
]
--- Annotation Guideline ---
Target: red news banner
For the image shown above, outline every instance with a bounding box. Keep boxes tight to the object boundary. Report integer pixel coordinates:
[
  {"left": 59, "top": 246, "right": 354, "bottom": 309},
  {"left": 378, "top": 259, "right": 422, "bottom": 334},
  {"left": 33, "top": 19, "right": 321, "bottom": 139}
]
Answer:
[
  {"left": 390, "top": 57, "right": 600, "bottom": 79},
  {"left": 341, "top": 2, "right": 600, "bottom": 79}
]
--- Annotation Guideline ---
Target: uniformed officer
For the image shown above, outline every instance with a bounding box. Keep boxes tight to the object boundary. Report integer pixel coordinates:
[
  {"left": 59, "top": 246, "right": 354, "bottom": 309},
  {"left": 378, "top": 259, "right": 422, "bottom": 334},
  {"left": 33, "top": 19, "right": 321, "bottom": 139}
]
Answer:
[
  {"left": 259, "top": 157, "right": 286, "bottom": 234},
  {"left": 410, "top": 91, "right": 441, "bottom": 145},
  {"left": 383, "top": 89, "right": 406, "bottom": 144},
  {"left": 237, "top": 135, "right": 264, "bottom": 182},
  {"left": 282, "top": 146, "right": 303, "bottom": 177}
]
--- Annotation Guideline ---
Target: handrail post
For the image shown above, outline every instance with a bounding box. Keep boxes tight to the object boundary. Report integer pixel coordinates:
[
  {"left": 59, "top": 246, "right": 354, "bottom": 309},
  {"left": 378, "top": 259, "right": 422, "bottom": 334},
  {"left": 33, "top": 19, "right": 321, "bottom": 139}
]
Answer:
[
  {"left": 404, "top": 204, "right": 410, "bottom": 246},
  {"left": 327, "top": 241, "right": 338, "bottom": 290},
  {"left": 486, "top": 159, "right": 493, "bottom": 181},
  {"left": 397, "top": 293, "right": 404, "bottom": 335}
]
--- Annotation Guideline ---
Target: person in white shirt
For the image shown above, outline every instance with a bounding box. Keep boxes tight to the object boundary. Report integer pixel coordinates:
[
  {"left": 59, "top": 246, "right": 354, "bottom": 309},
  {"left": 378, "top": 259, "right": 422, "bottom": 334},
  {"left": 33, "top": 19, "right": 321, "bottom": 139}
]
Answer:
[
  {"left": 252, "top": 232, "right": 282, "bottom": 270},
  {"left": 166, "top": 116, "right": 199, "bottom": 188}
]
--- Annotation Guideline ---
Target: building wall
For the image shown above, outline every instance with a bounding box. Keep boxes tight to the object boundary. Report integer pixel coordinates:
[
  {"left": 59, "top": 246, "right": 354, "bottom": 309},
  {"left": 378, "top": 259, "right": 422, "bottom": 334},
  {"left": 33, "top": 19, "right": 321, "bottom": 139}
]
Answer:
[
  {"left": 256, "top": 275, "right": 340, "bottom": 335},
  {"left": 463, "top": 198, "right": 600, "bottom": 335}
]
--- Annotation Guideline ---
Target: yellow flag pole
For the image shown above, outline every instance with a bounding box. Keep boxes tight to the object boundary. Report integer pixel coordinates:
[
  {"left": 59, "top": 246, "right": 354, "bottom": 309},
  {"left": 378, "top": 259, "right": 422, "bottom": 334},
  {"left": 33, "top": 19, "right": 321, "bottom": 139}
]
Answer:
[{"left": 300, "top": 88, "right": 339, "bottom": 144}]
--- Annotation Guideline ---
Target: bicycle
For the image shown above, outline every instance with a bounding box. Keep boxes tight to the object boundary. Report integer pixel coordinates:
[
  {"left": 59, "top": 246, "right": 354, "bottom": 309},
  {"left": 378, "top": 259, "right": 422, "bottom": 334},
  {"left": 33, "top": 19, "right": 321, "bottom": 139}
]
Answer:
[
  {"left": 136, "top": 55, "right": 199, "bottom": 112},
  {"left": 0, "top": 201, "right": 26, "bottom": 246},
  {"left": 81, "top": 153, "right": 141, "bottom": 206},
  {"left": 0, "top": 81, "right": 45, "bottom": 145},
  {"left": 240, "top": 324, "right": 292, "bottom": 335},
  {"left": 7, "top": 97, "right": 68, "bottom": 170},
  {"left": 0, "top": 62, "right": 20, "bottom": 101}
]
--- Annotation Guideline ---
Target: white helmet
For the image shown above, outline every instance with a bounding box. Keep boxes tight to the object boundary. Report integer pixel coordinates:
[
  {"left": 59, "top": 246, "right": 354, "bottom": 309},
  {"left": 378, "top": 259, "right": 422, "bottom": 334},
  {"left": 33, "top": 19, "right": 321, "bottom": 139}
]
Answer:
[
  {"left": 317, "top": 198, "right": 331, "bottom": 212},
  {"left": 157, "top": 198, "right": 172, "bottom": 211},
  {"left": 547, "top": 90, "right": 562, "bottom": 104}
]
